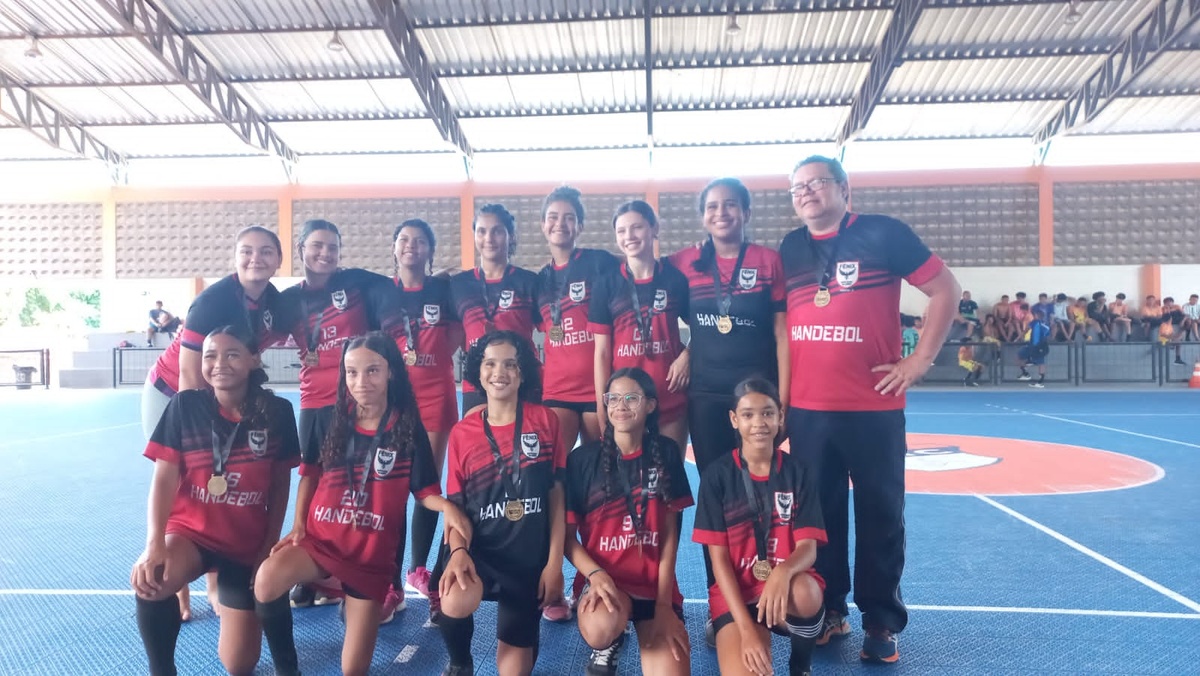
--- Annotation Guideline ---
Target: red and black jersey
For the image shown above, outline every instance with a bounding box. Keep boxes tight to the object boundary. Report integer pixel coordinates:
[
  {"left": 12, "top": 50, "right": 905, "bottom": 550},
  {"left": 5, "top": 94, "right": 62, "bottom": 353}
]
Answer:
[
  {"left": 588, "top": 260, "right": 690, "bottom": 421},
  {"left": 565, "top": 436, "right": 693, "bottom": 601},
  {"left": 368, "top": 274, "right": 460, "bottom": 392},
  {"left": 298, "top": 414, "right": 440, "bottom": 601},
  {"left": 149, "top": 275, "right": 283, "bottom": 395},
  {"left": 693, "top": 448, "right": 827, "bottom": 620},
  {"left": 144, "top": 389, "right": 301, "bottom": 566},
  {"left": 446, "top": 403, "right": 562, "bottom": 573},
  {"left": 670, "top": 244, "right": 786, "bottom": 395},
  {"left": 537, "top": 248, "right": 620, "bottom": 403},
  {"left": 275, "top": 268, "right": 391, "bottom": 409},
  {"left": 779, "top": 213, "right": 944, "bottom": 411},
  {"left": 449, "top": 266, "right": 541, "bottom": 394}
]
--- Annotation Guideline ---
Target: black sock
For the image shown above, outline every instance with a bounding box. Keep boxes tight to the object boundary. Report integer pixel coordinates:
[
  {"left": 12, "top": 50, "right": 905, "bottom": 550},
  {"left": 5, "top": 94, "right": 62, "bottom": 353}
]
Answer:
[
  {"left": 409, "top": 503, "right": 439, "bottom": 575},
  {"left": 136, "top": 596, "right": 181, "bottom": 676},
  {"left": 1037, "top": 374, "right": 1045, "bottom": 384},
  {"left": 438, "top": 613, "right": 475, "bottom": 667},
  {"left": 256, "top": 593, "right": 300, "bottom": 676},
  {"left": 786, "top": 608, "right": 824, "bottom": 676},
  {"left": 1019, "top": 366, "right": 1029, "bottom": 376}
]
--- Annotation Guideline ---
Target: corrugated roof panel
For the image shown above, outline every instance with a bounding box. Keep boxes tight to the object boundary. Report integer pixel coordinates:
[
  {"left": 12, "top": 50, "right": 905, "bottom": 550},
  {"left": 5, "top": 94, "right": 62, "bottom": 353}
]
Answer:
[
  {"left": 34, "top": 84, "right": 217, "bottom": 124},
  {"left": 656, "top": 11, "right": 891, "bottom": 64},
  {"left": 89, "top": 122, "right": 262, "bottom": 156},
  {"left": 1, "top": 0, "right": 127, "bottom": 34},
  {"left": 0, "top": 37, "right": 179, "bottom": 85},
  {"left": 864, "top": 101, "right": 1062, "bottom": 139},
  {"left": 909, "top": 0, "right": 1157, "bottom": 49},
  {"left": 1126, "top": 51, "right": 1200, "bottom": 93},
  {"left": 161, "top": 0, "right": 376, "bottom": 31},
  {"left": 652, "top": 108, "right": 848, "bottom": 145},
  {"left": 0, "top": 128, "right": 76, "bottom": 159},
  {"left": 461, "top": 112, "right": 646, "bottom": 150},
  {"left": 405, "top": 0, "right": 640, "bottom": 25},
  {"left": 271, "top": 119, "right": 452, "bottom": 153},
  {"left": 655, "top": 64, "right": 865, "bottom": 107},
  {"left": 443, "top": 72, "right": 641, "bottom": 114},
  {"left": 238, "top": 78, "right": 425, "bottom": 119},
  {"left": 1077, "top": 95, "right": 1200, "bottom": 134},
  {"left": 419, "top": 19, "right": 641, "bottom": 74},
  {"left": 884, "top": 55, "right": 1104, "bottom": 99},
  {"left": 193, "top": 30, "right": 402, "bottom": 80}
]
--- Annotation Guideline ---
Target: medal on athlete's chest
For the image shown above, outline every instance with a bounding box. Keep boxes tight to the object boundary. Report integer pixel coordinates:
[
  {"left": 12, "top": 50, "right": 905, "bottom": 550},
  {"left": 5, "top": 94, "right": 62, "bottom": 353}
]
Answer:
[
  {"left": 548, "top": 325, "right": 565, "bottom": 342},
  {"left": 813, "top": 288, "right": 832, "bottom": 308},
  {"left": 405, "top": 351, "right": 418, "bottom": 366},
  {"left": 752, "top": 559, "right": 773, "bottom": 581},
  {"left": 504, "top": 499, "right": 525, "bottom": 521},
  {"left": 207, "top": 474, "right": 228, "bottom": 497},
  {"left": 304, "top": 351, "right": 320, "bottom": 367},
  {"left": 716, "top": 315, "right": 734, "bottom": 334}
]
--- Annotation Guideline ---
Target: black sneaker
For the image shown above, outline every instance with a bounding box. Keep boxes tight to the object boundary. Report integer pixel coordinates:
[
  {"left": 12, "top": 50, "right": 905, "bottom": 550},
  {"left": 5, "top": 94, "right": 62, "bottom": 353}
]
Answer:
[
  {"left": 704, "top": 618, "right": 716, "bottom": 649},
  {"left": 860, "top": 628, "right": 899, "bottom": 664},
  {"left": 1175, "top": 357, "right": 1187, "bottom": 365},
  {"left": 586, "top": 632, "right": 625, "bottom": 676},
  {"left": 441, "top": 659, "right": 473, "bottom": 676},
  {"left": 289, "top": 584, "right": 314, "bottom": 608}
]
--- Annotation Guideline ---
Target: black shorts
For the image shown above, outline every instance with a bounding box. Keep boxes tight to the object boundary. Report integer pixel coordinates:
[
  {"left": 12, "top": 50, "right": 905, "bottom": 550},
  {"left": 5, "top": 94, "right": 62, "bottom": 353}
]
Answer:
[
  {"left": 712, "top": 603, "right": 795, "bottom": 640},
  {"left": 298, "top": 405, "right": 335, "bottom": 465},
  {"left": 542, "top": 399, "right": 596, "bottom": 415},
  {"left": 580, "top": 583, "right": 683, "bottom": 624},
  {"left": 341, "top": 583, "right": 371, "bottom": 601},
  {"left": 432, "top": 545, "right": 543, "bottom": 648},
  {"left": 1018, "top": 345, "right": 1047, "bottom": 365},
  {"left": 195, "top": 545, "right": 254, "bottom": 611}
]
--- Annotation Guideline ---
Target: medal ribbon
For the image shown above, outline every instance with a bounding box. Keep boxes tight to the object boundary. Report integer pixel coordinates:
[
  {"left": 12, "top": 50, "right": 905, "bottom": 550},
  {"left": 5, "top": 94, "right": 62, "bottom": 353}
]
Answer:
[
  {"left": 237, "top": 282, "right": 263, "bottom": 351},
  {"left": 549, "top": 250, "right": 580, "bottom": 328},
  {"left": 299, "top": 287, "right": 326, "bottom": 358},
  {"left": 737, "top": 449, "right": 776, "bottom": 567},
  {"left": 210, "top": 417, "right": 244, "bottom": 477},
  {"left": 477, "top": 265, "right": 510, "bottom": 328},
  {"left": 806, "top": 213, "right": 855, "bottom": 295},
  {"left": 345, "top": 406, "right": 392, "bottom": 497},
  {"left": 394, "top": 279, "right": 422, "bottom": 353},
  {"left": 710, "top": 241, "right": 749, "bottom": 319},
  {"left": 483, "top": 403, "right": 525, "bottom": 501},
  {"left": 624, "top": 262, "right": 656, "bottom": 345},
  {"left": 613, "top": 450, "right": 654, "bottom": 540}
]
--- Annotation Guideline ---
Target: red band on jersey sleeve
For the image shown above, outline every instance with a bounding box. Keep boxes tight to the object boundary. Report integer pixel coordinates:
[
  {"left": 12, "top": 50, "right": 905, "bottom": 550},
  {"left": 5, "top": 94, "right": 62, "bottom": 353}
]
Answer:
[
  {"left": 299, "top": 462, "right": 322, "bottom": 478},
  {"left": 692, "top": 527, "right": 729, "bottom": 546},
  {"left": 414, "top": 484, "right": 441, "bottom": 500},
  {"left": 144, "top": 440, "right": 180, "bottom": 464},
  {"left": 179, "top": 327, "right": 205, "bottom": 352},
  {"left": 905, "top": 254, "right": 945, "bottom": 287},
  {"left": 793, "top": 526, "right": 829, "bottom": 546},
  {"left": 667, "top": 495, "right": 695, "bottom": 512}
]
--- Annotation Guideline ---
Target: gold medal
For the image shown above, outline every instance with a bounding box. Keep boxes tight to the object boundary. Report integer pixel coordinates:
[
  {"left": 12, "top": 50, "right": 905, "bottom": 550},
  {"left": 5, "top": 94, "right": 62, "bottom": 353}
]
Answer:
[
  {"left": 304, "top": 351, "right": 319, "bottom": 367},
  {"left": 548, "top": 325, "right": 565, "bottom": 342},
  {"left": 207, "top": 474, "right": 228, "bottom": 497},
  {"left": 716, "top": 315, "right": 733, "bottom": 334},
  {"left": 504, "top": 499, "right": 525, "bottom": 522},
  {"left": 814, "top": 288, "right": 831, "bottom": 308},
  {"left": 405, "top": 351, "right": 418, "bottom": 366},
  {"left": 752, "top": 559, "right": 773, "bottom": 581}
]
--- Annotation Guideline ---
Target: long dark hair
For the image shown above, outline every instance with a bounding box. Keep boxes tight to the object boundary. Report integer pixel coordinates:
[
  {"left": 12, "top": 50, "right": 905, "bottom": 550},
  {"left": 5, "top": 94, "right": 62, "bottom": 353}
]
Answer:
[
  {"left": 319, "top": 331, "right": 421, "bottom": 469},
  {"left": 693, "top": 177, "right": 751, "bottom": 274},
  {"left": 731, "top": 377, "right": 785, "bottom": 448},
  {"left": 462, "top": 330, "right": 542, "bottom": 402},
  {"left": 599, "top": 367, "right": 671, "bottom": 503},
  {"left": 205, "top": 325, "right": 273, "bottom": 427},
  {"left": 393, "top": 218, "right": 437, "bottom": 275}
]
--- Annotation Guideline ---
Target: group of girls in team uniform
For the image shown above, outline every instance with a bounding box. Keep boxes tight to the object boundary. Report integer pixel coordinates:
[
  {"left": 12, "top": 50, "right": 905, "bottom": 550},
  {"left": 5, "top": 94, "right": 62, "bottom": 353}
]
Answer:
[{"left": 132, "top": 180, "right": 825, "bottom": 676}]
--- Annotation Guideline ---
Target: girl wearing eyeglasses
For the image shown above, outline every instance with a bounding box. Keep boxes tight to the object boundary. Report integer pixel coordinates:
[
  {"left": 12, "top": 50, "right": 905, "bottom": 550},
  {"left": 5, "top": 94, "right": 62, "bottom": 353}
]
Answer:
[{"left": 564, "top": 367, "right": 693, "bottom": 675}]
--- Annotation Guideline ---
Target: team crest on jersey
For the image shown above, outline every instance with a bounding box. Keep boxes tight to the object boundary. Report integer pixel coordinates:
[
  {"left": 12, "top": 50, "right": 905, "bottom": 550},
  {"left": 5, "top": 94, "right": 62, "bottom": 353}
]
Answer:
[
  {"left": 424, "top": 304, "right": 441, "bottom": 325},
  {"left": 906, "top": 445, "right": 1000, "bottom": 472},
  {"left": 498, "top": 289, "right": 514, "bottom": 309},
  {"left": 374, "top": 448, "right": 396, "bottom": 477},
  {"left": 261, "top": 310, "right": 273, "bottom": 331},
  {"left": 248, "top": 430, "right": 268, "bottom": 456},
  {"left": 520, "top": 433, "right": 541, "bottom": 459},
  {"left": 646, "top": 466, "right": 660, "bottom": 493},
  {"left": 836, "top": 261, "right": 859, "bottom": 288},
  {"left": 738, "top": 267, "right": 758, "bottom": 290},
  {"left": 774, "top": 491, "right": 794, "bottom": 522},
  {"left": 569, "top": 281, "right": 586, "bottom": 302},
  {"left": 653, "top": 289, "right": 668, "bottom": 312},
  {"left": 331, "top": 289, "right": 347, "bottom": 311}
]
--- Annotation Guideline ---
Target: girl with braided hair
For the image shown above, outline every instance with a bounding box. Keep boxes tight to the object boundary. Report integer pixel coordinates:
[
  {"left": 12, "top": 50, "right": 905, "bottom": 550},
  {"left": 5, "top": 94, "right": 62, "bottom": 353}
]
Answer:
[
  {"left": 564, "top": 367, "right": 694, "bottom": 676},
  {"left": 253, "top": 331, "right": 471, "bottom": 676}
]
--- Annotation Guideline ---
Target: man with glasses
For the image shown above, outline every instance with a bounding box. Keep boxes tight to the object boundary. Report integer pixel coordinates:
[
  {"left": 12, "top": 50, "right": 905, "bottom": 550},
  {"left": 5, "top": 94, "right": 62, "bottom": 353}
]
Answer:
[{"left": 778, "top": 156, "right": 960, "bottom": 665}]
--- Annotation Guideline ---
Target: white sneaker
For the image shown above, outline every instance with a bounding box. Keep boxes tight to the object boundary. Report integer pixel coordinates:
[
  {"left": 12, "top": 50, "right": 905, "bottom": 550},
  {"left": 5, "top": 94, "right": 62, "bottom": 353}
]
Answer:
[
  {"left": 1017, "top": 374, "right": 1032, "bottom": 381},
  {"left": 1029, "top": 382, "right": 1045, "bottom": 389}
]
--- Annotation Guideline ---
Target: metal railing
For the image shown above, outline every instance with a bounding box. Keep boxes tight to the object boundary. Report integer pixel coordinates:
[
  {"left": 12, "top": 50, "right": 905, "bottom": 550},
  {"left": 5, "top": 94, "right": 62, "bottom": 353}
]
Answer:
[
  {"left": 924, "top": 340, "right": 1199, "bottom": 386},
  {"left": 113, "top": 347, "right": 303, "bottom": 387},
  {"left": 0, "top": 349, "right": 50, "bottom": 389}
]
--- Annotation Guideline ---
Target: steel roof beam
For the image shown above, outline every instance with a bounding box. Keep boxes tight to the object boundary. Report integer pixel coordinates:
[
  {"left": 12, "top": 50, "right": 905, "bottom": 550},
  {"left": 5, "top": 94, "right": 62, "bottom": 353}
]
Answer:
[
  {"left": 836, "top": 0, "right": 924, "bottom": 146},
  {"left": 0, "top": 72, "right": 128, "bottom": 182},
  {"left": 94, "top": 0, "right": 298, "bottom": 180},
  {"left": 1033, "top": 0, "right": 1200, "bottom": 144},
  {"left": 367, "top": 0, "right": 473, "bottom": 174}
]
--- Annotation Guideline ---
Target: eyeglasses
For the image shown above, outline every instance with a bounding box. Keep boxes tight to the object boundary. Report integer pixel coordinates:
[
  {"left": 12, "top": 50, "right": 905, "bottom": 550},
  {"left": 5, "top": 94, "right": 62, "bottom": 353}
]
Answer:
[
  {"left": 602, "top": 392, "right": 645, "bottom": 408},
  {"left": 788, "top": 177, "right": 838, "bottom": 196}
]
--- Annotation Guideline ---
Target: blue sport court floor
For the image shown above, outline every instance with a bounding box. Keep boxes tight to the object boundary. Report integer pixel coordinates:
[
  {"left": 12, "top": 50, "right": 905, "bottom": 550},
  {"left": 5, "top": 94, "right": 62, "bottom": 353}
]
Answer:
[{"left": 2, "top": 388, "right": 1198, "bottom": 675}]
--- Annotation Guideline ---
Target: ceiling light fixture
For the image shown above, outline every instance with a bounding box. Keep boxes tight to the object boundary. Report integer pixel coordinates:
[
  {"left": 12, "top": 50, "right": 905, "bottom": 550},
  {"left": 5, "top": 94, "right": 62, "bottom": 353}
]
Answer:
[
  {"left": 725, "top": 12, "right": 741, "bottom": 36},
  {"left": 24, "top": 35, "right": 42, "bottom": 60},
  {"left": 1064, "top": 0, "right": 1082, "bottom": 25},
  {"left": 327, "top": 29, "right": 346, "bottom": 52}
]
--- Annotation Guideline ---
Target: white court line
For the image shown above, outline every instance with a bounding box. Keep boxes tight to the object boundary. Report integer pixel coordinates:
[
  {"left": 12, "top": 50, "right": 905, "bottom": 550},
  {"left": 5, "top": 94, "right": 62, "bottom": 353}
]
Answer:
[
  {"left": 0, "top": 589, "right": 134, "bottom": 596},
  {"left": 1029, "top": 413, "right": 1200, "bottom": 450},
  {"left": 911, "top": 412, "right": 1200, "bottom": 417},
  {"left": 393, "top": 645, "right": 419, "bottom": 664},
  {"left": 977, "top": 494, "right": 1200, "bottom": 614},
  {"left": 0, "top": 422, "right": 139, "bottom": 449}
]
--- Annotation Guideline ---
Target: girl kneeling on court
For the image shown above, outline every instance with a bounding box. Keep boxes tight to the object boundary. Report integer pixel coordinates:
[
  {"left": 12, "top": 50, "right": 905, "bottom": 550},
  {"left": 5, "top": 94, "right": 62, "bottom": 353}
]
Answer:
[
  {"left": 693, "top": 378, "right": 827, "bottom": 676},
  {"left": 131, "top": 326, "right": 300, "bottom": 676},
  {"left": 253, "top": 332, "right": 471, "bottom": 676},
  {"left": 433, "top": 330, "right": 566, "bottom": 676},
  {"left": 565, "top": 367, "right": 693, "bottom": 676}
]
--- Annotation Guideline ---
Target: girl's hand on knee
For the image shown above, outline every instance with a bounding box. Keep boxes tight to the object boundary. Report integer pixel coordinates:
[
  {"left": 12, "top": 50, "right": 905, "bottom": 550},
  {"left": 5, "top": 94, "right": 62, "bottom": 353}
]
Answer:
[
  {"left": 131, "top": 541, "right": 168, "bottom": 598},
  {"left": 756, "top": 571, "right": 791, "bottom": 628},
  {"left": 271, "top": 526, "right": 305, "bottom": 555},
  {"left": 440, "top": 547, "right": 477, "bottom": 598},
  {"left": 580, "top": 571, "right": 619, "bottom": 614}
]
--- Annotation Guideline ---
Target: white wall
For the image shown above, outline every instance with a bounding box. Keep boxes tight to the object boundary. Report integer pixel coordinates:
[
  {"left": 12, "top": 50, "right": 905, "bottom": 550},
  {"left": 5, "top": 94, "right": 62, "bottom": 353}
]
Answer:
[
  {"left": 1161, "top": 265, "right": 1200, "bottom": 301},
  {"left": 899, "top": 265, "right": 1144, "bottom": 316}
]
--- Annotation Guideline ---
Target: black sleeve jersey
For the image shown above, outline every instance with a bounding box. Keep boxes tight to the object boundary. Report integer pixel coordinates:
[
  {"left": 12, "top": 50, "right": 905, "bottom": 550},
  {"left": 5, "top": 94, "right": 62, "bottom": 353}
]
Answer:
[{"left": 450, "top": 266, "right": 541, "bottom": 392}]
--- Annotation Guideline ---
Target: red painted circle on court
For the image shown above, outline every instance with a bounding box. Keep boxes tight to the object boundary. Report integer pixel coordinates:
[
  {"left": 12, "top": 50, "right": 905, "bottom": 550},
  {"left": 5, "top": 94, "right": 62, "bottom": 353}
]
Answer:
[{"left": 690, "top": 434, "right": 1163, "bottom": 496}]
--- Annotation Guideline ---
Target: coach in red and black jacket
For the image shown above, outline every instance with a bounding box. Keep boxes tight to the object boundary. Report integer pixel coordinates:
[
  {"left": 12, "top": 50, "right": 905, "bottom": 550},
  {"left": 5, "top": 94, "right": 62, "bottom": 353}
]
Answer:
[{"left": 778, "top": 155, "right": 960, "bottom": 664}]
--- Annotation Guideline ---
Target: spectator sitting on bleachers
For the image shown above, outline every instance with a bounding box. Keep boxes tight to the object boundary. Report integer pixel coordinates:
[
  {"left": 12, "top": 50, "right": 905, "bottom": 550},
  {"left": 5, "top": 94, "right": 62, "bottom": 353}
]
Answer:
[
  {"left": 1032, "top": 293, "right": 1055, "bottom": 331},
  {"left": 981, "top": 314, "right": 1002, "bottom": 354},
  {"left": 1108, "top": 293, "right": 1133, "bottom": 342},
  {"left": 1181, "top": 294, "right": 1199, "bottom": 342},
  {"left": 1052, "top": 293, "right": 1074, "bottom": 342},
  {"left": 957, "top": 338, "right": 984, "bottom": 387},
  {"left": 146, "top": 301, "right": 182, "bottom": 347},
  {"left": 1011, "top": 292, "right": 1030, "bottom": 339},
  {"left": 1162, "top": 297, "right": 1188, "bottom": 364},
  {"left": 1070, "top": 297, "right": 1089, "bottom": 339},
  {"left": 991, "top": 294, "right": 1017, "bottom": 342},
  {"left": 955, "top": 290, "right": 981, "bottom": 339},
  {"left": 1086, "top": 292, "right": 1112, "bottom": 342},
  {"left": 1140, "top": 295, "right": 1163, "bottom": 341},
  {"left": 902, "top": 315, "right": 921, "bottom": 358}
]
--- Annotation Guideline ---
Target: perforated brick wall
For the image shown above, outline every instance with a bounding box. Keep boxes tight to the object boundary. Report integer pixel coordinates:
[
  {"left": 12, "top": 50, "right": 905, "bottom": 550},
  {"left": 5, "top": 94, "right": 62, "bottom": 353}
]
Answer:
[
  {"left": 1054, "top": 179, "right": 1200, "bottom": 265},
  {"left": 0, "top": 202, "right": 103, "bottom": 277},
  {"left": 658, "top": 188, "right": 798, "bottom": 255},
  {"left": 472, "top": 192, "right": 639, "bottom": 271},
  {"left": 292, "top": 197, "right": 461, "bottom": 275},
  {"left": 115, "top": 200, "right": 279, "bottom": 278}
]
